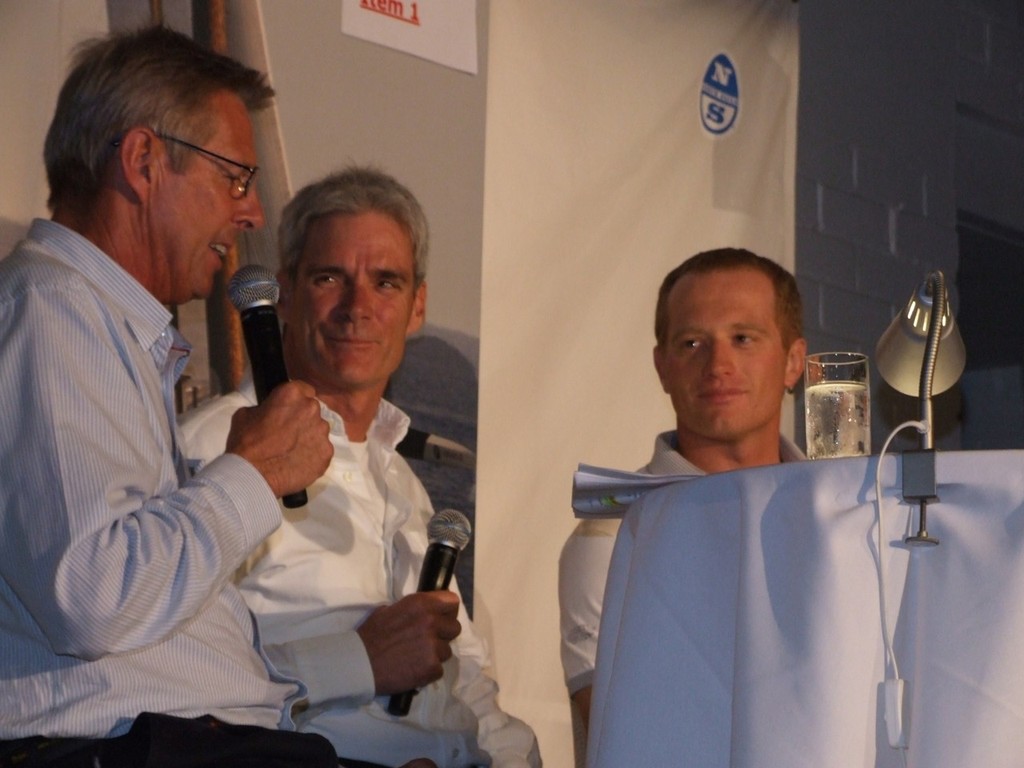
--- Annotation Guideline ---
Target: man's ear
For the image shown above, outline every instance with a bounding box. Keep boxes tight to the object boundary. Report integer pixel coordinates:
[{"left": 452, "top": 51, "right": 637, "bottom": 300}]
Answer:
[
  {"left": 114, "top": 127, "right": 159, "bottom": 204},
  {"left": 406, "top": 281, "right": 427, "bottom": 336},
  {"left": 652, "top": 344, "right": 670, "bottom": 394},
  {"left": 784, "top": 337, "right": 808, "bottom": 392}
]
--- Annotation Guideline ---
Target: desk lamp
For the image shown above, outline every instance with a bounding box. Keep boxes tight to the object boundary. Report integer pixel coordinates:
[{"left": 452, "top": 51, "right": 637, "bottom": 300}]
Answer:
[{"left": 875, "top": 270, "right": 966, "bottom": 545}]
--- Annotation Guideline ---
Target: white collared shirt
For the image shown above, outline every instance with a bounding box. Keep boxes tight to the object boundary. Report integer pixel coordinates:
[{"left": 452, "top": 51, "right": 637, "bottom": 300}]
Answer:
[{"left": 182, "top": 385, "right": 540, "bottom": 767}]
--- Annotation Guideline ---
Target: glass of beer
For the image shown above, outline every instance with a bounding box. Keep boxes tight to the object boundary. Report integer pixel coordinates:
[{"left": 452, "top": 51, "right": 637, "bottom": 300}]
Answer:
[{"left": 804, "top": 352, "right": 870, "bottom": 459}]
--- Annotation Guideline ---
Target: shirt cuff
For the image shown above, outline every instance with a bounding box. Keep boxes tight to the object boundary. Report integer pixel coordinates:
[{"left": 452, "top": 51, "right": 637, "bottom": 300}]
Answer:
[
  {"left": 262, "top": 629, "right": 376, "bottom": 708},
  {"left": 193, "top": 452, "right": 280, "bottom": 550}
]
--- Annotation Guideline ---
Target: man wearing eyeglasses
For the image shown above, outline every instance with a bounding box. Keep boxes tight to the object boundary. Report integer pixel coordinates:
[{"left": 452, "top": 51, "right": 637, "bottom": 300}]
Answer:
[{"left": 0, "top": 25, "right": 401, "bottom": 768}]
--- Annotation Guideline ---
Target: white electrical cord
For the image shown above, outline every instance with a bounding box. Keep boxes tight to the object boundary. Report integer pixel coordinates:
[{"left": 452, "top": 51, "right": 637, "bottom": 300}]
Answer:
[{"left": 873, "top": 419, "right": 928, "bottom": 765}]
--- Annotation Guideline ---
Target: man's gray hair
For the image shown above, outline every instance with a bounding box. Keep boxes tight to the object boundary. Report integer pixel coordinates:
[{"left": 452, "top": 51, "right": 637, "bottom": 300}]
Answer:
[
  {"left": 44, "top": 25, "right": 273, "bottom": 213},
  {"left": 279, "top": 166, "right": 429, "bottom": 285}
]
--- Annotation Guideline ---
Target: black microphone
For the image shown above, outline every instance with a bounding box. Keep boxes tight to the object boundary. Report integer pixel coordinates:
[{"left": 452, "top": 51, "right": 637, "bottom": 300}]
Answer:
[
  {"left": 396, "top": 429, "right": 477, "bottom": 471},
  {"left": 227, "top": 264, "right": 307, "bottom": 509},
  {"left": 387, "top": 508, "right": 472, "bottom": 717}
]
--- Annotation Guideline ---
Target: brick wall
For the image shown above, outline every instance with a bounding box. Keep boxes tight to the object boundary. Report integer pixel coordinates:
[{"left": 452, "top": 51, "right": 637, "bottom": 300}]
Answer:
[{"left": 795, "top": 0, "right": 1024, "bottom": 450}]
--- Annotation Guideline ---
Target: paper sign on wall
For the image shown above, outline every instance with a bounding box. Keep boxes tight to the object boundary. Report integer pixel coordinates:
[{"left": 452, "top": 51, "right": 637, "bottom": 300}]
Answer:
[{"left": 341, "top": 0, "right": 478, "bottom": 75}]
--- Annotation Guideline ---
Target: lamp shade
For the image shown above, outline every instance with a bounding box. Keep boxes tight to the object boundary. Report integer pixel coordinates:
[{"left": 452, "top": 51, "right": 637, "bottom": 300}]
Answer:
[{"left": 875, "top": 272, "right": 966, "bottom": 396}]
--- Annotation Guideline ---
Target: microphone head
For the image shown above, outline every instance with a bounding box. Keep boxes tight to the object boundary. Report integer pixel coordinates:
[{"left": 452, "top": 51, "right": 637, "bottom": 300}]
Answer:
[
  {"left": 427, "top": 509, "right": 471, "bottom": 551},
  {"left": 228, "top": 264, "right": 279, "bottom": 311}
]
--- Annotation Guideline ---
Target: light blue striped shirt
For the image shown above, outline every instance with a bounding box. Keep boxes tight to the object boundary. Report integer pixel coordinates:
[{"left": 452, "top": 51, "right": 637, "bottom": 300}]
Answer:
[{"left": 0, "top": 219, "right": 298, "bottom": 739}]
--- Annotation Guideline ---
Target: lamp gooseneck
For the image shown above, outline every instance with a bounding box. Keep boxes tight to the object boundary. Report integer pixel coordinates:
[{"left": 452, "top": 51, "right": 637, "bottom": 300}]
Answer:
[{"left": 917, "top": 271, "right": 946, "bottom": 451}]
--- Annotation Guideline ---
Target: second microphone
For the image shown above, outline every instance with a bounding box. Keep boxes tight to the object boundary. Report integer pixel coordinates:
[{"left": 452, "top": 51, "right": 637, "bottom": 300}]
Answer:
[{"left": 388, "top": 508, "right": 472, "bottom": 716}]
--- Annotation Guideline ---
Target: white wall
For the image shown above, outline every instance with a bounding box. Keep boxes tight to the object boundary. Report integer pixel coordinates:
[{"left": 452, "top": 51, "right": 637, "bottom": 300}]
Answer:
[
  {"left": 0, "top": 0, "right": 110, "bottom": 253},
  {"left": 477, "top": 4, "right": 798, "bottom": 764}
]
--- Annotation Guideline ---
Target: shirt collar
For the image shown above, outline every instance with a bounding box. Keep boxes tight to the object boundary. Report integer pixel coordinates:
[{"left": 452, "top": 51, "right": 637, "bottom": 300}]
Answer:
[
  {"left": 153, "top": 325, "right": 192, "bottom": 384},
  {"left": 237, "top": 372, "right": 411, "bottom": 450},
  {"left": 367, "top": 398, "right": 411, "bottom": 450},
  {"left": 648, "top": 430, "right": 807, "bottom": 475},
  {"left": 647, "top": 431, "right": 703, "bottom": 475}
]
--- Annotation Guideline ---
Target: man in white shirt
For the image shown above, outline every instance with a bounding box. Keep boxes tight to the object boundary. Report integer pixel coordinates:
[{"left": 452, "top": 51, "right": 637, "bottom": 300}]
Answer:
[
  {"left": 182, "top": 167, "right": 540, "bottom": 768},
  {"left": 558, "top": 249, "right": 807, "bottom": 762}
]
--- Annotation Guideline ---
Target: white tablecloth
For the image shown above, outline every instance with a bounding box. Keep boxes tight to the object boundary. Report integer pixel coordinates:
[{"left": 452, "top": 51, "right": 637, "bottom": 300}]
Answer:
[{"left": 588, "top": 451, "right": 1024, "bottom": 767}]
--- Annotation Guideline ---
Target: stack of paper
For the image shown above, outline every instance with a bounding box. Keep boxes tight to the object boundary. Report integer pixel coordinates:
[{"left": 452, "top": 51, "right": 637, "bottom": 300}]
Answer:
[{"left": 571, "top": 464, "right": 698, "bottom": 518}]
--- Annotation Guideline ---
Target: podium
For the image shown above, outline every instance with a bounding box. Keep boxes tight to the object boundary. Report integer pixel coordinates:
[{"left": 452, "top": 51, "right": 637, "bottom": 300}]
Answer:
[{"left": 587, "top": 451, "right": 1024, "bottom": 767}]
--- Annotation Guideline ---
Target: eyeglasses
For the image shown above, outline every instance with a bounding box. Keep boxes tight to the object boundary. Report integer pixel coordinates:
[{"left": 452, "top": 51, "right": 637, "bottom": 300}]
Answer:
[{"left": 155, "top": 133, "right": 259, "bottom": 199}]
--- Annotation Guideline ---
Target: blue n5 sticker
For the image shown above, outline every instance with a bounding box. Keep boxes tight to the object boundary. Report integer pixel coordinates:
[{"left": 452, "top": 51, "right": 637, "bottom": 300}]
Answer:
[{"left": 700, "top": 53, "right": 739, "bottom": 135}]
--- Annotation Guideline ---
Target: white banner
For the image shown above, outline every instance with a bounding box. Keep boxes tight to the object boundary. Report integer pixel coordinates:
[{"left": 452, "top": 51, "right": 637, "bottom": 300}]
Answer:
[
  {"left": 476, "top": 2, "right": 799, "bottom": 764},
  {"left": 341, "top": 0, "right": 478, "bottom": 74}
]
